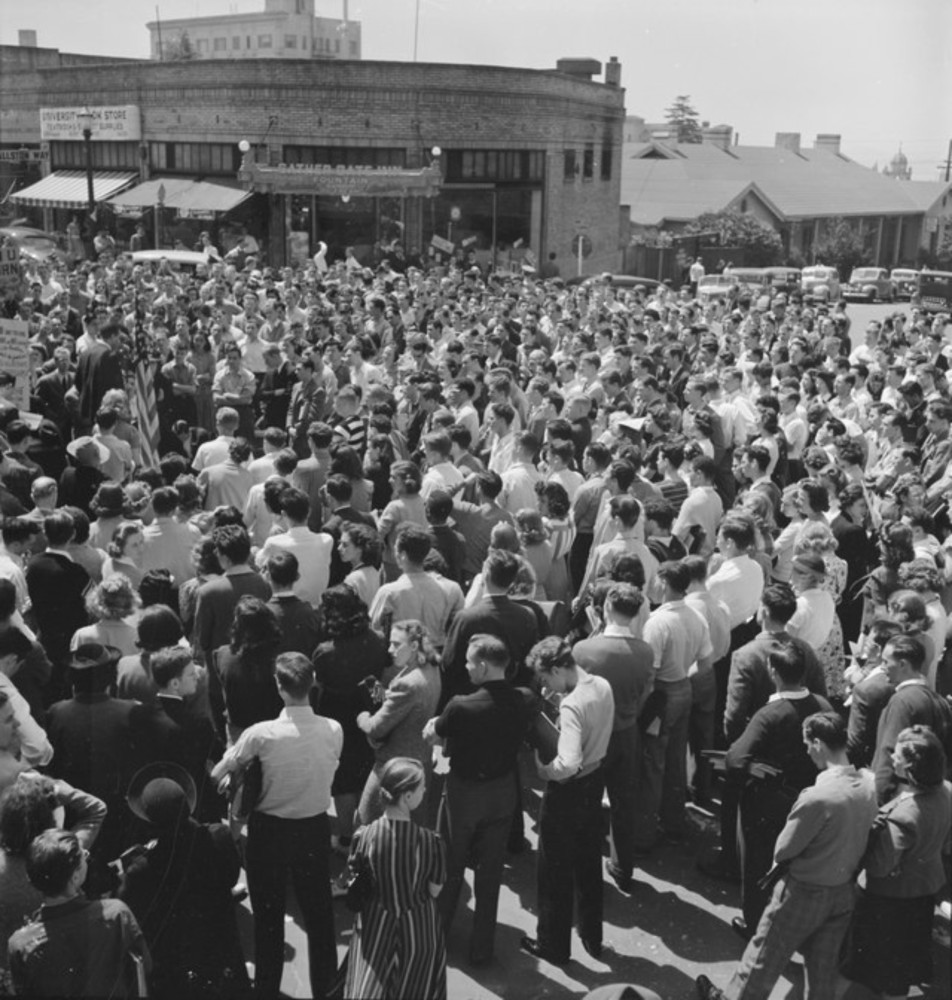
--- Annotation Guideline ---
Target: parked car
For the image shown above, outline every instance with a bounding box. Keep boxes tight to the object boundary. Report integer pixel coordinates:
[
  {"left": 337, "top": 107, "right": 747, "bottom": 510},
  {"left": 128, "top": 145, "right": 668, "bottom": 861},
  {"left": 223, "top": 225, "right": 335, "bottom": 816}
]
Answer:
[
  {"left": 763, "top": 266, "right": 802, "bottom": 296},
  {"left": 565, "top": 273, "right": 662, "bottom": 292},
  {"left": 723, "top": 266, "right": 768, "bottom": 294},
  {"left": 915, "top": 270, "right": 952, "bottom": 314},
  {"left": 696, "top": 274, "right": 735, "bottom": 305},
  {"left": 842, "top": 266, "right": 894, "bottom": 302},
  {"left": 801, "top": 265, "right": 841, "bottom": 303},
  {"left": 889, "top": 267, "right": 919, "bottom": 300},
  {"left": 0, "top": 225, "right": 64, "bottom": 264}
]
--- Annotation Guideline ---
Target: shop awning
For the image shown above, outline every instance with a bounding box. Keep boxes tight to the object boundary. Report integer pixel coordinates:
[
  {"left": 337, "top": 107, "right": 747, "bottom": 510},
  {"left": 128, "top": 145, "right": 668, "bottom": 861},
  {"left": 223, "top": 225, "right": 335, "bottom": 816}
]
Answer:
[
  {"left": 8, "top": 170, "right": 137, "bottom": 208},
  {"left": 109, "top": 177, "right": 250, "bottom": 216}
]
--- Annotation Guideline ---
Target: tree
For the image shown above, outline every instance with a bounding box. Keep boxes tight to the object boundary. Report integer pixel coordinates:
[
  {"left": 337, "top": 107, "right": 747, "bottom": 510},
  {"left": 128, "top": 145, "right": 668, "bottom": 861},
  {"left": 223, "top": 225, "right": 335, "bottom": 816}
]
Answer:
[
  {"left": 683, "top": 210, "right": 784, "bottom": 266},
  {"left": 812, "top": 217, "right": 867, "bottom": 277},
  {"left": 161, "top": 31, "right": 196, "bottom": 61},
  {"left": 665, "top": 95, "right": 702, "bottom": 144}
]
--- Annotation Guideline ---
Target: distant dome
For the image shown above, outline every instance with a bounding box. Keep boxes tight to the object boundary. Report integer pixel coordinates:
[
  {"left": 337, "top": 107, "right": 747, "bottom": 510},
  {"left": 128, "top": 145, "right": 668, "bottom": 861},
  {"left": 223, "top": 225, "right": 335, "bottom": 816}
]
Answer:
[{"left": 890, "top": 148, "right": 908, "bottom": 168}]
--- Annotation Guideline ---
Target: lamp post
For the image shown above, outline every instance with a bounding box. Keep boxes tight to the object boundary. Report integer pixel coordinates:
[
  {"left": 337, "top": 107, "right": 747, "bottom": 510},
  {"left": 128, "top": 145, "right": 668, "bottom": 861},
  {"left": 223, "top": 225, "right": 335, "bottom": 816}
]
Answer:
[
  {"left": 76, "top": 106, "right": 96, "bottom": 258},
  {"left": 155, "top": 183, "right": 166, "bottom": 250}
]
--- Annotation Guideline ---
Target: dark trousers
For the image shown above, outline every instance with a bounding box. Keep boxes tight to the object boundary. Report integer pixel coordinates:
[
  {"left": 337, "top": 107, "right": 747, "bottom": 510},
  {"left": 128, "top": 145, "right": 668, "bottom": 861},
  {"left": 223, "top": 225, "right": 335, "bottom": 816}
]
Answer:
[
  {"left": 439, "top": 770, "right": 517, "bottom": 963},
  {"left": 246, "top": 811, "right": 335, "bottom": 998},
  {"left": 570, "top": 533, "right": 594, "bottom": 591},
  {"left": 536, "top": 768, "right": 605, "bottom": 960},
  {"left": 738, "top": 781, "right": 797, "bottom": 929},
  {"left": 603, "top": 726, "right": 639, "bottom": 877},
  {"left": 689, "top": 667, "right": 717, "bottom": 802}
]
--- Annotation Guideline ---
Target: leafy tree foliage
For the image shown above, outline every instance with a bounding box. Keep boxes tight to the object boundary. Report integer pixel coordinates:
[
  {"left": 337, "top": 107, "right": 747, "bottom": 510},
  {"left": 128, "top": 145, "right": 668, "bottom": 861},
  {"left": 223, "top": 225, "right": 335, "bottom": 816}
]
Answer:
[
  {"left": 684, "top": 210, "right": 784, "bottom": 266},
  {"left": 813, "top": 217, "right": 867, "bottom": 276},
  {"left": 161, "top": 31, "right": 196, "bottom": 61}
]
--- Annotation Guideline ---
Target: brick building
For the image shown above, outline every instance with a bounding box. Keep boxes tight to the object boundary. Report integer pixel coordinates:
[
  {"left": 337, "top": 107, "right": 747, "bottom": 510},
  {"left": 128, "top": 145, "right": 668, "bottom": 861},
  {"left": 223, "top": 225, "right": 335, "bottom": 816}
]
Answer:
[{"left": 1, "top": 46, "right": 626, "bottom": 273}]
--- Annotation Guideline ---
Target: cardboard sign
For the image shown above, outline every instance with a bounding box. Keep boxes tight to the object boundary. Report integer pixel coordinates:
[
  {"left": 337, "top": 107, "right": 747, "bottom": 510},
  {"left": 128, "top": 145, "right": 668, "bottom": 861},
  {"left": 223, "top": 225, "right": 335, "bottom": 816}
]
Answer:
[
  {"left": 430, "top": 234, "right": 455, "bottom": 254},
  {"left": 0, "top": 246, "right": 20, "bottom": 297},
  {"left": 0, "top": 318, "right": 31, "bottom": 410}
]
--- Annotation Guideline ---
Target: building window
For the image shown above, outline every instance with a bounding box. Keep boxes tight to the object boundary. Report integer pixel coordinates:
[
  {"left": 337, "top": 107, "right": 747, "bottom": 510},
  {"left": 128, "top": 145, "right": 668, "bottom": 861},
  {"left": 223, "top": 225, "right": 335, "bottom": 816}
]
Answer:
[
  {"left": 582, "top": 144, "right": 594, "bottom": 179},
  {"left": 258, "top": 34, "right": 272, "bottom": 48},
  {"left": 349, "top": 40, "right": 358, "bottom": 55},
  {"left": 213, "top": 37, "right": 227, "bottom": 52},
  {"left": 50, "top": 140, "right": 140, "bottom": 171},
  {"left": 563, "top": 149, "right": 577, "bottom": 181},
  {"left": 196, "top": 38, "right": 208, "bottom": 53},
  {"left": 285, "top": 35, "right": 297, "bottom": 49},
  {"left": 443, "top": 150, "right": 544, "bottom": 183},
  {"left": 600, "top": 144, "right": 612, "bottom": 180},
  {"left": 246, "top": 36, "right": 252, "bottom": 49},
  {"left": 147, "top": 141, "right": 245, "bottom": 176},
  {"left": 283, "top": 145, "right": 408, "bottom": 168},
  {"left": 334, "top": 38, "right": 340, "bottom": 53},
  {"left": 232, "top": 36, "right": 241, "bottom": 50}
]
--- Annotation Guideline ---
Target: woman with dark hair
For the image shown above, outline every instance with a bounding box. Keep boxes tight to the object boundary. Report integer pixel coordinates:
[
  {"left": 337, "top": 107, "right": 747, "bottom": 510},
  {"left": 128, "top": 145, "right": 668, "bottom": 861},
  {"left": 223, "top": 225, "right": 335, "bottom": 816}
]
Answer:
[
  {"left": 514, "top": 509, "right": 552, "bottom": 600},
  {"left": 61, "top": 505, "right": 106, "bottom": 584},
  {"left": 312, "top": 585, "right": 388, "bottom": 854},
  {"left": 535, "top": 480, "right": 575, "bottom": 603},
  {"left": 797, "top": 478, "right": 831, "bottom": 523},
  {"left": 189, "top": 330, "right": 216, "bottom": 433},
  {"left": 864, "top": 522, "right": 917, "bottom": 626},
  {"left": 178, "top": 536, "right": 222, "bottom": 637},
  {"left": 364, "top": 433, "right": 395, "bottom": 510},
  {"left": 331, "top": 444, "right": 374, "bottom": 514},
  {"left": 116, "top": 603, "right": 186, "bottom": 705},
  {"left": 831, "top": 482, "right": 876, "bottom": 643},
  {"left": 340, "top": 523, "right": 383, "bottom": 608},
  {"left": 841, "top": 726, "right": 952, "bottom": 1000},
  {"left": 87, "top": 482, "right": 127, "bottom": 550},
  {"left": 212, "top": 595, "right": 283, "bottom": 743},
  {"left": 102, "top": 520, "right": 146, "bottom": 590}
]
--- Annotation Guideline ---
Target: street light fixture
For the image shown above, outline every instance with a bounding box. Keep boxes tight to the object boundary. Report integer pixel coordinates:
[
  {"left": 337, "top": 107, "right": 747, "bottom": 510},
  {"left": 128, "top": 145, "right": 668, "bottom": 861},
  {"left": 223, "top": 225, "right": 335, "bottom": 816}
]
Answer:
[{"left": 75, "top": 106, "right": 96, "bottom": 257}]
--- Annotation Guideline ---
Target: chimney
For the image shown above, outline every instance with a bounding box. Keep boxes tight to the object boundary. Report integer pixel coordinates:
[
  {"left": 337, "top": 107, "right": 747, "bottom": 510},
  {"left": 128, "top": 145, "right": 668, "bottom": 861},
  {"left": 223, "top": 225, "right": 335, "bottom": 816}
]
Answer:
[
  {"left": 604, "top": 56, "right": 621, "bottom": 87},
  {"left": 814, "top": 133, "right": 842, "bottom": 155},
  {"left": 702, "top": 124, "right": 733, "bottom": 151},
  {"left": 556, "top": 58, "right": 602, "bottom": 81},
  {"left": 18, "top": 29, "right": 37, "bottom": 47},
  {"left": 774, "top": 132, "right": 801, "bottom": 154}
]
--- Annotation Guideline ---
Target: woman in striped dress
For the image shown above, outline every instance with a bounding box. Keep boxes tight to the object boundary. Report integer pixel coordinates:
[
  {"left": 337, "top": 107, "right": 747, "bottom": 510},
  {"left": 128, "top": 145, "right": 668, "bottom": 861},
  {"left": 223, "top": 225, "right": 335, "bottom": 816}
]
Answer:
[{"left": 344, "top": 758, "right": 447, "bottom": 1000}]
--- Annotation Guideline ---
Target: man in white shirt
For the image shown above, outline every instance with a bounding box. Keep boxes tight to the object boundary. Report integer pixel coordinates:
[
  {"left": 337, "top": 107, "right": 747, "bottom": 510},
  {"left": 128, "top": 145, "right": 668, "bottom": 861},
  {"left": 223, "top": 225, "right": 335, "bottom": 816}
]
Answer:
[
  {"left": 192, "top": 407, "right": 239, "bottom": 472},
  {"left": 420, "top": 431, "right": 464, "bottom": 500},
  {"left": 248, "top": 427, "right": 289, "bottom": 485},
  {"left": 487, "top": 402, "right": 517, "bottom": 475},
  {"left": 499, "top": 432, "right": 542, "bottom": 516},
  {"left": 140, "top": 486, "right": 200, "bottom": 588},
  {"left": 673, "top": 456, "right": 724, "bottom": 558},
  {"left": 257, "top": 487, "right": 332, "bottom": 608},
  {"left": 707, "top": 515, "right": 765, "bottom": 635}
]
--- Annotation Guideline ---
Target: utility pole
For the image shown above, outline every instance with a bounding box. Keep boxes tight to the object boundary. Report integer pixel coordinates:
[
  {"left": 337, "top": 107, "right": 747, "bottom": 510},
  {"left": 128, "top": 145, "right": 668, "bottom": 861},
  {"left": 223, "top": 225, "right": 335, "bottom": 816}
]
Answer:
[{"left": 939, "top": 138, "right": 952, "bottom": 182}]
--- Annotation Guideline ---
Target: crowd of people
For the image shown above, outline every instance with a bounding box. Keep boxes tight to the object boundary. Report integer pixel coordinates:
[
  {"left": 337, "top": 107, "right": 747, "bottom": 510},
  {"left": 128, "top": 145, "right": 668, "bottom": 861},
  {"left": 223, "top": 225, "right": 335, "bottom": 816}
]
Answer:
[{"left": 0, "top": 235, "right": 950, "bottom": 1000}]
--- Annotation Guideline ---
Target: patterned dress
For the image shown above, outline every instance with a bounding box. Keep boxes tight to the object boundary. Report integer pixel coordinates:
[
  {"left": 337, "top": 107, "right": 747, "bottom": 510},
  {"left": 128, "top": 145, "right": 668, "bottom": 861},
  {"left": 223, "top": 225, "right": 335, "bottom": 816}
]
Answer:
[
  {"left": 818, "top": 553, "right": 849, "bottom": 701},
  {"left": 344, "top": 816, "right": 447, "bottom": 1000}
]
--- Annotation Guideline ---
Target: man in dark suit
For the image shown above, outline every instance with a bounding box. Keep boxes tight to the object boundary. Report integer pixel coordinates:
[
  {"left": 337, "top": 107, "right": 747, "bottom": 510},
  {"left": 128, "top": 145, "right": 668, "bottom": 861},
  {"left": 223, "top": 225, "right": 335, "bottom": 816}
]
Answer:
[
  {"left": 441, "top": 550, "right": 540, "bottom": 708},
  {"left": 46, "top": 643, "right": 145, "bottom": 866},
  {"left": 319, "top": 475, "right": 376, "bottom": 586},
  {"left": 572, "top": 583, "right": 654, "bottom": 894},
  {"left": 24, "top": 510, "right": 90, "bottom": 687},
  {"left": 137, "top": 646, "right": 222, "bottom": 821},
  {"left": 285, "top": 358, "right": 323, "bottom": 459},
  {"left": 264, "top": 551, "right": 322, "bottom": 655},
  {"left": 701, "top": 584, "right": 827, "bottom": 884},
  {"left": 34, "top": 346, "right": 75, "bottom": 435},
  {"left": 74, "top": 322, "right": 125, "bottom": 435},
  {"left": 846, "top": 620, "right": 901, "bottom": 767},
  {"left": 873, "top": 633, "right": 952, "bottom": 803},
  {"left": 58, "top": 436, "right": 108, "bottom": 518}
]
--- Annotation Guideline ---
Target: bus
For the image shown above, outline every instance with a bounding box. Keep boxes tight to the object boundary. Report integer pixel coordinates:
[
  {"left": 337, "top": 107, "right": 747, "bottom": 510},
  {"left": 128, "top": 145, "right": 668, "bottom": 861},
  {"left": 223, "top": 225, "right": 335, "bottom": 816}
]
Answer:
[{"left": 916, "top": 270, "right": 952, "bottom": 314}]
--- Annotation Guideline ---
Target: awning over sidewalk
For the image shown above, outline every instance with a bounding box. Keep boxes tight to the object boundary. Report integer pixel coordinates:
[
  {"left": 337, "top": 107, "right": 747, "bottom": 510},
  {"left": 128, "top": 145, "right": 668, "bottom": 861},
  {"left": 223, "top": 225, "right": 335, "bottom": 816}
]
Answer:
[
  {"left": 9, "top": 170, "right": 137, "bottom": 208},
  {"left": 109, "top": 177, "right": 250, "bottom": 215}
]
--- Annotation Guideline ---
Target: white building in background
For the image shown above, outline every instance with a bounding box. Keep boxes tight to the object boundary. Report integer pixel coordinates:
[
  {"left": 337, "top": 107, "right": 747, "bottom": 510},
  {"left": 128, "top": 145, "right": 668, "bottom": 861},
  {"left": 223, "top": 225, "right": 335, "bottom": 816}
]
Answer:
[{"left": 147, "top": 0, "right": 361, "bottom": 61}]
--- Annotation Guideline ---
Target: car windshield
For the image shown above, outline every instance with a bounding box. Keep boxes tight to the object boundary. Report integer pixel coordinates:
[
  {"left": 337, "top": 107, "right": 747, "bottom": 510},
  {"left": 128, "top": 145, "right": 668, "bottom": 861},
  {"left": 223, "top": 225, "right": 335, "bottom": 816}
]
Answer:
[
  {"left": 803, "top": 268, "right": 832, "bottom": 279},
  {"left": 892, "top": 270, "right": 916, "bottom": 280},
  {"left": 699, "top": 276, "right": 731, "bottom": 287},
  {"left": 850, "top": 269, "right": 879, "bottom": 281}
]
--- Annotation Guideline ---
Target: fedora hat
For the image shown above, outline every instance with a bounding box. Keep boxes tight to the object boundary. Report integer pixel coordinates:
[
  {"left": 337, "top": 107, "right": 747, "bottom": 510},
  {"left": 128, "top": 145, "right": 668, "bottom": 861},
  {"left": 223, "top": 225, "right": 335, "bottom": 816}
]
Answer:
[
  {"left": 126, "top": 762, "right": 197, "bottom": 826},
  {"left": 67, "top": 643, "right": 122, "bottom": 671},
  {"left": 66, "top": 435, "right": 110, "bottom": 467}
]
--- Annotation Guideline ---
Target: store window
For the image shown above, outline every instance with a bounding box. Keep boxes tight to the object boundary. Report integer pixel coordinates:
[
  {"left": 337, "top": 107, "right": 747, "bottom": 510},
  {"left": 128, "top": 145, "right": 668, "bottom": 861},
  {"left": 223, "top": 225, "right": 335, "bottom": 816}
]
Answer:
[
  {"left": 424, "top": 188, "right": 539, "bottom": 268},
  {"left": 258, "top": 34, "right": 272, "bottom": 48},
  {"left": 443, "top": 150, "right": 544, "bottom": 183},
  {"left": 600, "top": 144, "right": 612, "bottom": 180},
  {"left": 283, "top": 146, "right": 407, "bottom": 168},
  {"left": 147, "top": 141, "right": 247, "bottom": 175},
  {"left": 50, "top": 141, "right": 140, "bottom": 171}
]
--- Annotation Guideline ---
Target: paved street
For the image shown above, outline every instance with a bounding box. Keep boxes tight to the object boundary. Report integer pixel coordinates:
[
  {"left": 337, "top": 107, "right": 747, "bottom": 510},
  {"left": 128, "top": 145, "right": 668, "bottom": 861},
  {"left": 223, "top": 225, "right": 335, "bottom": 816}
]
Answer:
[{"left": 242, "top": 298, "right": 948, "bottom": 1000}]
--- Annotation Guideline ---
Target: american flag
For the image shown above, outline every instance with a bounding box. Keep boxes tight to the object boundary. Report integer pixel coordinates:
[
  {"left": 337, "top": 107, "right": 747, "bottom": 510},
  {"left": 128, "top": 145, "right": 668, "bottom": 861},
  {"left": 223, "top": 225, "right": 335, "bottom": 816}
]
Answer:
[{"left": 131, "top": 309, "right": 161, "bottom": 471}]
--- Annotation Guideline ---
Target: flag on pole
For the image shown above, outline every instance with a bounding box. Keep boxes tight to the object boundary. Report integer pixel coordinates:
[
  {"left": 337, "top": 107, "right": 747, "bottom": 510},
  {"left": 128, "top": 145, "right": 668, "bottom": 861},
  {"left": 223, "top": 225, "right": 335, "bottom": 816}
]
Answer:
[{"left": 131, "top": 312, "right": 160, "bottom": 471}]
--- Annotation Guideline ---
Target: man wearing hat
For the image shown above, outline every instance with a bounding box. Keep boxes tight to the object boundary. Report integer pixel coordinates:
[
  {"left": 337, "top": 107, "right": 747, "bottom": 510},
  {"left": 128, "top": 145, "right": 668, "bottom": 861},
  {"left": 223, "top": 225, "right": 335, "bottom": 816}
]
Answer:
[{"left": 59, "top": 435, "right": 109, "bottom": 518}]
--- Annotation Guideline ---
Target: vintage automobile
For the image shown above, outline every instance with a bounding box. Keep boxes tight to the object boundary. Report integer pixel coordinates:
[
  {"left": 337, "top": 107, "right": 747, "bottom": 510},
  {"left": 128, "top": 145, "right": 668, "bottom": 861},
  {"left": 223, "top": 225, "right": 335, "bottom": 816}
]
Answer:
[
  {"left": 915, "top": 270, "right": 952, "bottom": 314},
  {"left": 126, "top": 249, "right": 214, "bottom": 273},
  {"left": 723, "top": 266, "right": 768, "bottom": 293},
  {"left": 801, "top": 265, "right": 841, "bottom": 303},
  {"left": 565, "top": 273, "right": 663, "bottom": 292},
  {"left": 0, "top": 225, "right": 65, "bottom": 264},
  {"left": 842, "top": 266, "right": 895, "bottom": 302},
  {"left": 696, "top": 274, "right": 735, "bottom": 304},
  {"left": 763, "top": 266, "right": 802, "bottom": 296},
  {"left": 889, "top": 268, "right": 919, "bottom": 301}
]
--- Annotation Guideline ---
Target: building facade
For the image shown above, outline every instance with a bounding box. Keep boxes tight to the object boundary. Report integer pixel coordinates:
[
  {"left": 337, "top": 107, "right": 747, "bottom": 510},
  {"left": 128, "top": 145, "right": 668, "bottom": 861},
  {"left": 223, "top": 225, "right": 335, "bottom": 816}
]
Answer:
[
  {"left": 1, "top": 48, "right": 626, "bottom": 273},
  {"left": 147, "top": 0, "right": 362, "bottom": 63}
]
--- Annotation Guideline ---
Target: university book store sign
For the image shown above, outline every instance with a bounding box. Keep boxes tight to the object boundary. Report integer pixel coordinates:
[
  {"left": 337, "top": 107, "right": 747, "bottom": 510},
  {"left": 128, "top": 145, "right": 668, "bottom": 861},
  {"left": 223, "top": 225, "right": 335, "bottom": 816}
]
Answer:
[{"left": 40, "top": 106, "right": 142, "bottom": 141}]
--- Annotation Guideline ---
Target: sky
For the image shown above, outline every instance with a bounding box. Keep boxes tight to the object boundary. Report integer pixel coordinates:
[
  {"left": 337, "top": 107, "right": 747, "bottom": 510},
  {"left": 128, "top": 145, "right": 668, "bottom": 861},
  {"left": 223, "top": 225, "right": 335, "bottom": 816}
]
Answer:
[{"left": 4, "top": 0, "right": 951, "bottom": 181}]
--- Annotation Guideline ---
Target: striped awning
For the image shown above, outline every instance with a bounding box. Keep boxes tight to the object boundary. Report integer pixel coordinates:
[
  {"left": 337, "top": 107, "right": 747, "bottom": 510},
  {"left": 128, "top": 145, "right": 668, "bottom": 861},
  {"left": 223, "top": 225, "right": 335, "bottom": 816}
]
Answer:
[
  {"left": 109, "top": 177, "right": 250, "bottom": 215},
  {"left": 8, "top": 170, "right": 137, "bottom": 209}
]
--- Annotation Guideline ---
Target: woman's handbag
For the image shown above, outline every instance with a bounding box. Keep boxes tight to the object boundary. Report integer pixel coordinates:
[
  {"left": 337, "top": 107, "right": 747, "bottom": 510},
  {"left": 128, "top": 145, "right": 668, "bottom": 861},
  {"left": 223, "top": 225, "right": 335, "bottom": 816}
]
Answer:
[
  {"left": 344, "top": 851, "right": 376, "bottom": 914},
  {"left": 228, "top": 757, "right": 263, "bottom": 823}
]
